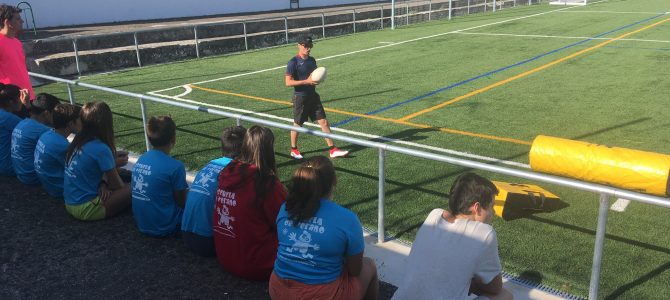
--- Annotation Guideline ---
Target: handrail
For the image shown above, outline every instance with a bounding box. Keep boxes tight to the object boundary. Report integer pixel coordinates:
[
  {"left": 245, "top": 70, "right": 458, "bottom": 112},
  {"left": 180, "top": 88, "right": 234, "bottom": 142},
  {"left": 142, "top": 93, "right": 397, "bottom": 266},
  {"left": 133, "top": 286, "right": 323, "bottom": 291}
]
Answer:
[{"left": 29, "top": 71, "right": 670, "bottom": 208}]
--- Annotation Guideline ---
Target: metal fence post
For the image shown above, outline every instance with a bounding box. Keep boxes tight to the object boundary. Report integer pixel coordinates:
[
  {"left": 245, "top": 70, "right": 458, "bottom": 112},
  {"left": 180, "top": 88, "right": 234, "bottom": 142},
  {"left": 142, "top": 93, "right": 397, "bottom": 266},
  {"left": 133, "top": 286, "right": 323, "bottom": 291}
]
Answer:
[
  {"left": 194, "top": 26, "right": 200, "bottom": 58},
  {"left": 353, "top": 9, "right": 356, "bottom": 33},
  {"left": 236, "top": 118, "right": 241, "bottom": 126},
  {"left": 406, "top": 3, "right": 409, "bottom": 25},
  {"left": 66, "top": 83, "right": 75, "bottom": 105},
  {"left": 589, "top": 193, "right": 610, "bottom": 300},
  {"left": 429, "top": 0, "right": 432, "bottom": 21},
  {"left": 494, "top": 0, "right": 497, "bottom": 12},
  {"left": 468, "top": 0, "right": 471, "bottom": 14},
  {"left": 72, "top": 38, "right": 81, "bottom": 77},
  {"left": 139, "top": 96, "right": 151, "bottom": 151},
  {"left": 449, "top": 0, "right": 452, "bottom": 20},
  {"left": 322, "top": 13, "right": 326, "bottom": 37},
  {"left": 391, "top": 0, "right": 395, "bottom": 29},
  {"left": 243, "top": 22, "right": 249, "bottom": 50},
  {"left": 380, "top": 6, "right": 384, "bottom": 29},
  {"left": 529, "top": 0, "right": 532, "bottom": 5},
  {"left": 378, "top": 148, "right": 386, "bottom": 244},
  {"left": 133, "top": 32, "right": 142, "bottom": 67},
  {"left": 485, "top": 0, "right": 487, "bottom": 12},
  {"left": 284, "top": 17, "right": 289, "bottom": 44}
]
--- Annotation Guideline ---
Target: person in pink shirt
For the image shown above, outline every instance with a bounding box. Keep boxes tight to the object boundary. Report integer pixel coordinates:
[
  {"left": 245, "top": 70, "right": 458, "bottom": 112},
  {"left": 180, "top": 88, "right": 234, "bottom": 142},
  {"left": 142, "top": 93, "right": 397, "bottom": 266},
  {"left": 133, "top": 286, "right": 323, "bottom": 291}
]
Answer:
[{"left": 0, "top": 4, "right": 34, "bottom": 106}]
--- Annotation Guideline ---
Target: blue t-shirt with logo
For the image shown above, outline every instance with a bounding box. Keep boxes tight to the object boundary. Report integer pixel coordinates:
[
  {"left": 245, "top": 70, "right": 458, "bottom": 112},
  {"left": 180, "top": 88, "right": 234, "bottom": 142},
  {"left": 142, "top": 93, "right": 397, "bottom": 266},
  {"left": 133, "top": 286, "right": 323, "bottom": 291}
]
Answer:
[
  {"left": 286, "top": 55, "right": 317, "bottom": 95},
  {"left": 64, "top": 139, "right": 116, "bottom": 205},
  {"left": 0, "top": 109, "right": 22, "bottom": 176},
  {"left": 274, "top": 199, "right": 364, "bottom": 284},
  {"left": 181, "top": 157, "right": 232, "bottom": 237},
  {"left": 132, "top": 149, "right": 188, "bottom": 236},
  {"left": 34, "top": 130, "right": 69, "bottom": 198},
  {"left": 11, "top": 118, "right": 50, "bottom": 184}
]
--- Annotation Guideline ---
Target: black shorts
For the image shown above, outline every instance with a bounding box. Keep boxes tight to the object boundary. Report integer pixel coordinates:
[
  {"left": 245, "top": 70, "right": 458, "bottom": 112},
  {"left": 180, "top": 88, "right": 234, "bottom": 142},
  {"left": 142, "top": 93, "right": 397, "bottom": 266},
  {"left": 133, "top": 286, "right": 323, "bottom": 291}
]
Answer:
[{"left": 293, "top": 92, "right": 327, "bottom": 125}]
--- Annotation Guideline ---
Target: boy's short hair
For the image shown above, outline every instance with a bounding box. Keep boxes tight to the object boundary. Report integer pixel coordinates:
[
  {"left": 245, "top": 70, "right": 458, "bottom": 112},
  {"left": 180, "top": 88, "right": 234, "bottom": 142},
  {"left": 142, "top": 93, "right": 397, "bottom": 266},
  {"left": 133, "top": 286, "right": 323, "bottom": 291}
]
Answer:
[
  {"left": 0, "top": 4, "right": 21, "bottom": 29},
  {"left": 52, "top": 104, "right": 81, "bottom": 129},
  {"left": 147, "top": 115, "right": 176, "bottom": 148},
  {"left": 448, "top": 173, "right": 498, "bottom": 216},
  {"left": 220, "top": 125, "right": 246, "bottom": 158},
  {"left": 30, "top": 93, "right": 61, "bottom": 115}
]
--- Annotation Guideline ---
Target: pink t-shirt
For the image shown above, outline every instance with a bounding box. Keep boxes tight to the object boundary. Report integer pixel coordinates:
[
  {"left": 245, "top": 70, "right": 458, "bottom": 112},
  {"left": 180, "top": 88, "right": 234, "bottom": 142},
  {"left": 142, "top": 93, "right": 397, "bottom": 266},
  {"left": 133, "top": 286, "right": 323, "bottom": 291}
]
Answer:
[{"left": 0, "top": 34, "right": 34, "bottom": 100}]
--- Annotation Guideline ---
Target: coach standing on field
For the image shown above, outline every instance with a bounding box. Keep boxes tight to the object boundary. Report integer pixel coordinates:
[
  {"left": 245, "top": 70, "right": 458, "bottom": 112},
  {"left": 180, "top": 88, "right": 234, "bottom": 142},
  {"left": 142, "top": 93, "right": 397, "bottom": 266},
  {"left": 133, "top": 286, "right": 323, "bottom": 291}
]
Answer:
[
  {"left": 0, "top": 4, "right": 33, "bottom": 106},
  {"left": 285, "top": 37, "right": 348, "bottom": 160}
]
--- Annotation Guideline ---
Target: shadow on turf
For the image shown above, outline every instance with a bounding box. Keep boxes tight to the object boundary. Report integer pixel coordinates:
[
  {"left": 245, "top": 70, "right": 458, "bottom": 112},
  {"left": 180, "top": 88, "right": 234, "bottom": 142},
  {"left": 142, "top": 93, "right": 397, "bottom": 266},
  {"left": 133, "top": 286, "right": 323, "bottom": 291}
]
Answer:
[{"left": 604, "top": 262, "right": 670, "bottom": 300}]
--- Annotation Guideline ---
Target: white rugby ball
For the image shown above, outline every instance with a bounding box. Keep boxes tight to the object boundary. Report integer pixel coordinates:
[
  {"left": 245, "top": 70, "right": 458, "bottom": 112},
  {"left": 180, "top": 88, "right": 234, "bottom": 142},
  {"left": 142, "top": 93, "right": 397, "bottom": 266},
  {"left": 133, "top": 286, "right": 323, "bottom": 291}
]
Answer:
[{"left": 309, "top": 67, "right": 327, "bottom": 83}]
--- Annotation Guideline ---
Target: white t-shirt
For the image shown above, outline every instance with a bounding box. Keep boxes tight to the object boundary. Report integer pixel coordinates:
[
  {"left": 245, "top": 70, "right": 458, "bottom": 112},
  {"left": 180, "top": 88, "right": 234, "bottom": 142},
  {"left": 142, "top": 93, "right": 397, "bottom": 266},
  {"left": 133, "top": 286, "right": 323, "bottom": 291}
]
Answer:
[{"left": 392, "top": 208, "right": 502, "bottom": 300}]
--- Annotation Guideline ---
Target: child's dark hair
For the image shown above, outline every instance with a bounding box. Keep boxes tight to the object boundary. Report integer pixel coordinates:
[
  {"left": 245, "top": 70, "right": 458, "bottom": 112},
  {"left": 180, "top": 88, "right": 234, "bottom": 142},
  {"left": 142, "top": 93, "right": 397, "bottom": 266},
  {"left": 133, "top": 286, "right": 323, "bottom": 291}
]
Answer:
[
  {"left": 221, "top": 125, "right": 246, "bottom": 158},
  {"left": 66, "top": 102, "right": 116, "bottom": 164},
  {"left": 147, "top": 116, "right": 176, "bottom": 148},
  {"left": 286, "top": 156, "right": 336, "bottom": 223},
  {"left": 52, "top": 104, "right": 81, "bottom": 129},
  {"left": 0, "top": 4, "right": 21, "bottom": 29},
  {"left": 233, "top": 126, "right": 277, "bottom": 206},
  {"left": 0, "top": 83, "right": 19, "bottom": 107},
  {"left": 448, "top": 173, "right": 498, "bottom": 216},
  {"left": 30, "top": 93, "right": 61, "bottom": 115}
]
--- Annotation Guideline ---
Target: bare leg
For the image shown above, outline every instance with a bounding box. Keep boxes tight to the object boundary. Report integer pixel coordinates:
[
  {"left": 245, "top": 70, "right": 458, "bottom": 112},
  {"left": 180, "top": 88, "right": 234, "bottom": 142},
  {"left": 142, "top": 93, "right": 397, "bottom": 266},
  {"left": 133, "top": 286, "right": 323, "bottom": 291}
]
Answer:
[
  {"left": 103, "top": 183, "right": 131, "bottom": 218},
  {"left": 317, "top": 118, "right": 335, "bottom": 147},
  {"left": 291, "top": 122, "right": 301, "bottom": 148},
  {"left": 358, "top": 257, "right": 379, "bottom": 300}
]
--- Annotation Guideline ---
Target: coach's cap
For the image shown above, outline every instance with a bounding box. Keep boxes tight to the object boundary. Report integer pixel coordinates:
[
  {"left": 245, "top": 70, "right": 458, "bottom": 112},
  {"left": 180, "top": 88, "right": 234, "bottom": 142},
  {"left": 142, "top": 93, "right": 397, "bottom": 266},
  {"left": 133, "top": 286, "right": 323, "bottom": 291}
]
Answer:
[{"left": 298, "top": 36, "right": 313, "bottom": 47}]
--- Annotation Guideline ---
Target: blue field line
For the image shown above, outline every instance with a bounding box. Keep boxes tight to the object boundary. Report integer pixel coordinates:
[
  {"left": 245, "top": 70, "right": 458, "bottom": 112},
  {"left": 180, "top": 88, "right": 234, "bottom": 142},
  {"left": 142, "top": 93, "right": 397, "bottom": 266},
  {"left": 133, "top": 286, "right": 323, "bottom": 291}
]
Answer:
[{"left": 332, "top": 13, "right": 667, "bottom": 127}]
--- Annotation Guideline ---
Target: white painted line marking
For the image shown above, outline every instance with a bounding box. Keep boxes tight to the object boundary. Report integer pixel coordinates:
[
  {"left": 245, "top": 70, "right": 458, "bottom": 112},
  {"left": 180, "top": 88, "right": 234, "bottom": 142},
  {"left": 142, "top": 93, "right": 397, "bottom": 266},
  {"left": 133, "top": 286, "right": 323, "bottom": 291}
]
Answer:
[
  {"left": 456, "top": 32, "right": 670, "bottom": 43},
  {"left": 378, "top": 41, "right": 394, "bottom": 44},
  {"left": 174, "top": 85, "right": 193, "bottom": 98},
  {"left": 146, "top": 91, "right": 531, "bottom": 169},
  {"left": 610, "top": 198, "right": 631, "bottom": 212},
  {"left": 150, "top": 1, "right": 604, "bottom": 93}
]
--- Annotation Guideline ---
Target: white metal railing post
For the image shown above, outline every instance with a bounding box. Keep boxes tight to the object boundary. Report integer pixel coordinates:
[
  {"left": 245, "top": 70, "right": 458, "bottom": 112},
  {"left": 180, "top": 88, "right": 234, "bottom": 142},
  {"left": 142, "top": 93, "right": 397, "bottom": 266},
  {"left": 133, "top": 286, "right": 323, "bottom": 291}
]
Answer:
[
  {"left": 485, "top": 0, "right": 488, "bottom": 12},
  {"left": 284, "top": 17, "right": 289, "bottom": 44},
  {"left": 529, "top": 0, "right": 532, "bottom": 5},
  {"left": 449, "top": 0, "right": 453, "bottom": 20},
  {"left": 589, "top": 193, "right": 610, "bottom": 300},
  {"left": 139, "top": 96, "right": 151, "bottom": 151},
  {"left": 66, "top": 83, "right": 75, "bottom": 105},
  {"left": 378, "top": 148, "right": 386, "bottom": 244},
  {"left": 468, "top": 0, "right": 471, "bottom": 14},
  {"left": 391, "top": 0, "right": 396, "bottom": 29},
  {"left": 406, "top": 3, "right": 409, "bottom": 25},
  {"left": 429, "top": 0, "right": 432, "bottom": 21},
  {"left": 72, "top": 38, "right": 81, "bottom": 77},
  {"left": 322, "top": 13, "right": 326, "bottom": 37},
  {"left": 353, "top": 9, "right": 356, "bottom": 33},
  {"left": 133, "top": 32, "right": 142, "bottom": 67},
  {"left": 494, "top": 0, "right": 497, "bottom": 12},
  {"left": 236, "top": 118, "right": 241, "bottom": 126},
  {"left": 243, "top": 22, "right": 249, "bottom": 50},
  {"left": 194, "top": 26, "right": 200, "bottom": 58},
  {"left": 380, "top": 6, "right": 384, "bottom": 29}
]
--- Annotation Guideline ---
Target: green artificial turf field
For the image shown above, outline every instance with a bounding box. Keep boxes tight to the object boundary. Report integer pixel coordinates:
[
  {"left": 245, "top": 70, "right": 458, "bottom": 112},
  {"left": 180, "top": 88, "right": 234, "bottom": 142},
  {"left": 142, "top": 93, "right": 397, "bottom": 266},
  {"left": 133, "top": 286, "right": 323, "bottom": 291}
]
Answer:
[{"left": 35, "top": 0, "right": 670, "bottom": 298}]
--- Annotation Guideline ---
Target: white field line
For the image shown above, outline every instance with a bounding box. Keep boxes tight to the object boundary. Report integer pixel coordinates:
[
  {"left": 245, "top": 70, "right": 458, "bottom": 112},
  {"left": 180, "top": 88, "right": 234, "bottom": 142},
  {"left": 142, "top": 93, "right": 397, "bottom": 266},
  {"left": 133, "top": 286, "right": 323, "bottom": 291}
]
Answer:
[
  {"left": 175, "top": 85, "right": 192, "bottom": 98},
  {"left": 558, "top": 10, "right": 668, "bottom": 14},
  {"left": 149, "top": 1, "right": 605, "bottom": 94},
  {"left": 455, "top": 31, "right": 670, "bottom": 43},
  {"left": 146, "top": 91, "right": 531, "bottom": 169}
]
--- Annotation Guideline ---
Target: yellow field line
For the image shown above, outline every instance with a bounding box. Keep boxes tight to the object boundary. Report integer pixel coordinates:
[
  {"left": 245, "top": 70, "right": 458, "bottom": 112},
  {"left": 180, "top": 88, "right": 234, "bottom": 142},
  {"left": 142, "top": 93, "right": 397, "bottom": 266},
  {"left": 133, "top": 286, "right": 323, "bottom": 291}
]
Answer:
[
  {"left": 188, "top": 85, "right": 531, "bottom": 145},
  {"left": 398, "top": 16, "right": 670, "bottom": 122}
]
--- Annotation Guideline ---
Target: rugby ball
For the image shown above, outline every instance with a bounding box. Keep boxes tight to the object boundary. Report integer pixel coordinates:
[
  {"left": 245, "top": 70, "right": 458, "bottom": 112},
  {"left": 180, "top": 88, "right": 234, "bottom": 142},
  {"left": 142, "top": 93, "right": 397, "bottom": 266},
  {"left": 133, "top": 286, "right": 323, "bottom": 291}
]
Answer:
[{"left": 309, "top": 67, "right": 327, "bottom": 83}]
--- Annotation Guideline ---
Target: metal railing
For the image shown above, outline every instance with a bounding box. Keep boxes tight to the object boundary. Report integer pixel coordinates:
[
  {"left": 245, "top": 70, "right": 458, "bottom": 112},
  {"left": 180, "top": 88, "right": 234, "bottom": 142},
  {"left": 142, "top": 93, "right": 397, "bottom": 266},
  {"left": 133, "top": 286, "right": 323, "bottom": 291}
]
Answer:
[
  {"left": 36, "top": 0, "right": 540, "bottom": 76},
  {"left": 17, "top": 1, "right": 37, "bottom": 36},
  {"left": 30, "top": 71, "right": 670, "bottom": 299}
]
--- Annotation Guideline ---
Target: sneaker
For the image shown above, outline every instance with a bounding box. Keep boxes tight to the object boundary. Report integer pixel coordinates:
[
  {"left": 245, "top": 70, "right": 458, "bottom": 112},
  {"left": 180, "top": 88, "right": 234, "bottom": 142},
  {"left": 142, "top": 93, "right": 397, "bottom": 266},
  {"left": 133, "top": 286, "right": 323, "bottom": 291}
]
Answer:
[
  {"left": 290, "top": 148, "right": 303, "bottom": 159},
  {"left": 329, "top": 147, "right": 349, "bottom": 158}
]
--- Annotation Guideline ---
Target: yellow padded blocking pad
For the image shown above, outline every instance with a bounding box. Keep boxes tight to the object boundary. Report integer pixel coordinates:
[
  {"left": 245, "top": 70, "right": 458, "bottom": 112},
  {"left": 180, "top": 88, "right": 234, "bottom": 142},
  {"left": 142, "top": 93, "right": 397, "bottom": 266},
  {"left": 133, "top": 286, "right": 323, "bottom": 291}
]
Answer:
[
  {"left": 529, "top": 135, "right": 670, "bottom": 196},
  {"left": 492, "top": 181, "right": 561, "bottom": 220}
]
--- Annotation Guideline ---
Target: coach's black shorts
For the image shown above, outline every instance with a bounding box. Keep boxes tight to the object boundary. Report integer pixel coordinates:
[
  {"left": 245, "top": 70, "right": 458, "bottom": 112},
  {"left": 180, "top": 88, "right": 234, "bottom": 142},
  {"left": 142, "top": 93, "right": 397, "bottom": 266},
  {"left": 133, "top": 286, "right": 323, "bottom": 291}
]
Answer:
[{"left": 293, "top": 92, "right": 327, "bottom": 125}]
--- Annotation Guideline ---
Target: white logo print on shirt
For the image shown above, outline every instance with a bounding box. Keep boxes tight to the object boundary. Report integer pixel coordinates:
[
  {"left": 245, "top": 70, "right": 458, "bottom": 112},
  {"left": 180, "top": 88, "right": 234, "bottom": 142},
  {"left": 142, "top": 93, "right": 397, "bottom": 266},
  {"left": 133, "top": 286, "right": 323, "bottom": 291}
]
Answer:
[
  {"left": 215, "top": 205, "right": 236, "bottom": 238},
  {"left": 132, "top": 174, "right": 150, "bottom": 201},
  {"left": 286, "top": 231, "right": 320, "bottom": 260}
]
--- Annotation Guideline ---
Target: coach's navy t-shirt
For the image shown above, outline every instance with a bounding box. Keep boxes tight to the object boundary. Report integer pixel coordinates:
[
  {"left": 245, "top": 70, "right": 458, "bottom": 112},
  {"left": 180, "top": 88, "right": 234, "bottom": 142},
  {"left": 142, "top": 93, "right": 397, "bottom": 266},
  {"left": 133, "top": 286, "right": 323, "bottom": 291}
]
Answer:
[{"left": 286, "top": 56, "right": 317, "bottom": 95}]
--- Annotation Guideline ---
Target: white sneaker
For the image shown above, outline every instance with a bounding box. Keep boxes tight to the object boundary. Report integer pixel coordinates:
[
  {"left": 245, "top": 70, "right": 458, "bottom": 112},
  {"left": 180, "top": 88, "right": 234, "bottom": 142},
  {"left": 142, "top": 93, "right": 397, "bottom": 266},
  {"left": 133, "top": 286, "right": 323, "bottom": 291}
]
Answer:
[
  {"left": 329, "top": 147, "right": 349, "bottom": 158},
  {"left": 290, "top": 148, "right": 304, "bottom": 159}
]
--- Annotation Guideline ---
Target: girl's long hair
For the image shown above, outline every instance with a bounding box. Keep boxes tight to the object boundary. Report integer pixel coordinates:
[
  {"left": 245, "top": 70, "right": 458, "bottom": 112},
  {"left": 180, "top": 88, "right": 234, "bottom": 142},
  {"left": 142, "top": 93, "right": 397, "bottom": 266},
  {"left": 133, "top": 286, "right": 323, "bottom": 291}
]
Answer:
[
  {"left": 285, "top": 156, "right": 336, "bottom": 223},
  {"left": 66, "top": 102, "right": 116, "bottom": 164},
  {"left": 234, "top": 126, "right": 277, "bottom": 206}
]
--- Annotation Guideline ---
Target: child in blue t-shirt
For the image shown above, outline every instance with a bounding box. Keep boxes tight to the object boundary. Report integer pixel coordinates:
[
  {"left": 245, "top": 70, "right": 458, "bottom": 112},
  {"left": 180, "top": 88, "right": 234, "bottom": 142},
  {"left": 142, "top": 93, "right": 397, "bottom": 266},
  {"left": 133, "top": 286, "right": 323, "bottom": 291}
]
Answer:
[
  {"left": 270, "top": 156, "right": 379, "bottom": 300},
  {"left": 64, "top": 101, "right": 131, "bottom": 221},
  {"left": 34, "top": 104, "right": 81, "bottom": 198},
  {"left": 0, "top": 84, "right": 25, "bottom": 177},
  {"left": 182, "top": 125, "right": 246, "bottom": 256},
  {"left": 12, "top": 93, "right": 61, "bottom": 185},
  {"left": 132, "top": 116, "right": 188, "bottom": 236}
]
